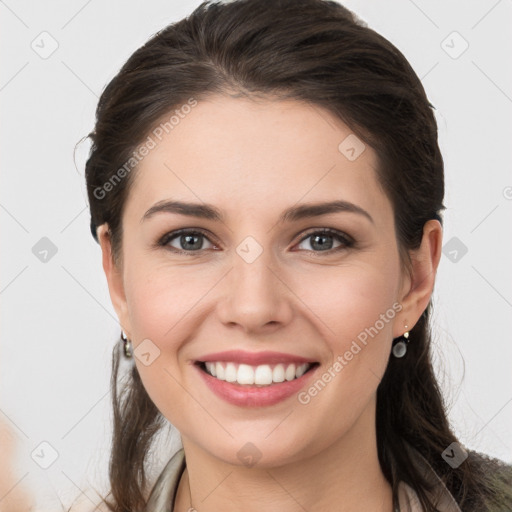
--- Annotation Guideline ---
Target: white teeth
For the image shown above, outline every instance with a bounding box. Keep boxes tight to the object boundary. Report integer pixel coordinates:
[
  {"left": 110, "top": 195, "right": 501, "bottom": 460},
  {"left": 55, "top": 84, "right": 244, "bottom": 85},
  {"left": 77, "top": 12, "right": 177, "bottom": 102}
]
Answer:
[
  {"left": 285, "top": 364, "right": 296, "bottom": 381},
  {"left": 203, "top": 362, "right": 312, "bottom": 386},
  {"left": 254, "top": 365, "right": 273, "bottom": 385},
  {"left": 296, "top": 363, "right": 308, "bottom": 378},
  {"left": 237, "top": 364, "right": 254, "bottom": 385},
  {"left": 225, "top": 362, "right": 237, "bottom": 382},
  {"left": 272, "top": 364, "right": 285, "bottom": 383},
  {"left": 215, "top": 362, "right": 225, "bottom": 380},
  {"left": 205, "top": 362, "right": 216, "bottom": 377}
]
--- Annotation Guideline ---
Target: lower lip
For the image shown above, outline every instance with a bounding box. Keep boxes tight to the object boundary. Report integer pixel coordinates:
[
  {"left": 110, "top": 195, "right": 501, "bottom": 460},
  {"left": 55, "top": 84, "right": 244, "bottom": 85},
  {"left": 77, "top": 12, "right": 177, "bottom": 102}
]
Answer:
[{"left": 195, "top": 363, "right": 319, "bottom": 407}]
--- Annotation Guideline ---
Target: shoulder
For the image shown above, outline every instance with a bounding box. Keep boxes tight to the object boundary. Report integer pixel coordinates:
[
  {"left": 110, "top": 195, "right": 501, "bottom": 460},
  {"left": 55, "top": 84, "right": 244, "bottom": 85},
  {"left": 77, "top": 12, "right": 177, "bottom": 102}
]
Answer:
[
  {"left": 466, "top": 449, "right": 512, "bottom": 510},
  {"left": 467, "top": 448, "right": 512, "bottom": 477},
  {"left": 403, "top": 441, "right": 512, "bottom": 511},
  {"left": 67, "top": 449, "right": 186, "bottom": 512}
]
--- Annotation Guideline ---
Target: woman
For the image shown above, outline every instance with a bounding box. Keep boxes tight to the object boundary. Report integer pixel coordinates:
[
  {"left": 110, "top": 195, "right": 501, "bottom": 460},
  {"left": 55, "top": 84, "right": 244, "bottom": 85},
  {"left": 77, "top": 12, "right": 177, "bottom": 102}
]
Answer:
[{"left": 84, "top": 0, "right": 512, "bottom": 510}]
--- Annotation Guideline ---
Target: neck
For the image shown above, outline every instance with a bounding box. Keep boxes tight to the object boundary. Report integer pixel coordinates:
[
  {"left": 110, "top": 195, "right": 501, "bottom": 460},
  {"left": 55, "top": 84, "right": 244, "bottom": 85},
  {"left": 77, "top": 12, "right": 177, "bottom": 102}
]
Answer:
[{"left": 174, "top": 398, "right": 393, "bottom": 512}]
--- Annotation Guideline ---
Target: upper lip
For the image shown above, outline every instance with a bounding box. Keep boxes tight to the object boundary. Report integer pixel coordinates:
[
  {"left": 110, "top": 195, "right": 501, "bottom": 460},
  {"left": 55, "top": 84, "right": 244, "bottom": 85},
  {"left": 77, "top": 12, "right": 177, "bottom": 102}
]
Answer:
[{"left": 196, "top": 350, "right": 316, "bottom": 366}]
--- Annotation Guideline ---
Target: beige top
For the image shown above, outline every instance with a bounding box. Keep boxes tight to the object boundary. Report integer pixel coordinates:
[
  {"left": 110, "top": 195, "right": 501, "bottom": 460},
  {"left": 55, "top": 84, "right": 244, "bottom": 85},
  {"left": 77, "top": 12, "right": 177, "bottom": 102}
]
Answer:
[{"left": 144, "top": 447, "right": 462, "bottom": 512}]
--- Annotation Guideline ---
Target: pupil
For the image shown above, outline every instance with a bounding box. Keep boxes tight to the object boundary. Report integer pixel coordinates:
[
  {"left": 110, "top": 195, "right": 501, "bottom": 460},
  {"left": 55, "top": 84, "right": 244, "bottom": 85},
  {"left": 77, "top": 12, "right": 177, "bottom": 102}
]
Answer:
[
  {"left": 182, "top": 234, "right": 202, "bottom": 250},
  {"left": 312, "top": 234, "right": 332, "bottom": 251}
]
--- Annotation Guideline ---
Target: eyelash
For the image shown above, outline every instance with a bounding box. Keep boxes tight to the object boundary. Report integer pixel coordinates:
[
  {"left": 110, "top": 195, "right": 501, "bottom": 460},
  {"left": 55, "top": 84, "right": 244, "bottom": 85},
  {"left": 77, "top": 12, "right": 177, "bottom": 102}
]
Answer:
[{"left": 157, "top": 228, "right": 355, "bottom": 256}]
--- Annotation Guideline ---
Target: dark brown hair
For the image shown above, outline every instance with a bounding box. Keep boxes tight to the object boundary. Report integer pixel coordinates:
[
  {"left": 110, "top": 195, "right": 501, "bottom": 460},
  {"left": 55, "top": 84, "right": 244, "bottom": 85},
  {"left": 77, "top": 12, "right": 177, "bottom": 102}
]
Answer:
[{"left": 83, "top": 1, "right": 512, "bottom": 510}]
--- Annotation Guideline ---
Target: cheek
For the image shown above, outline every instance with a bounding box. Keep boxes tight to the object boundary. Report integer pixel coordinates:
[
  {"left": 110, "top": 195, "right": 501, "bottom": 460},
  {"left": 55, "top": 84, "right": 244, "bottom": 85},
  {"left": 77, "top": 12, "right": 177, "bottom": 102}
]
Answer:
[
  {"left": 290, "top": 261, "right": 399, "bottom": 408},
  {"left": 122, "top": 271, "right": 194, "bottom": 428},
  {"left": 264, "top": 261, "right": 401, "bottom": 460},
  {"left": 293, "top": 259, "right": 400, "bottom": 346},
  {"left": 122, "top": 262, "right": 220, "bottom": 420},
  {"left": 124, "top": 261, "right": 213, "bottom": 341}
]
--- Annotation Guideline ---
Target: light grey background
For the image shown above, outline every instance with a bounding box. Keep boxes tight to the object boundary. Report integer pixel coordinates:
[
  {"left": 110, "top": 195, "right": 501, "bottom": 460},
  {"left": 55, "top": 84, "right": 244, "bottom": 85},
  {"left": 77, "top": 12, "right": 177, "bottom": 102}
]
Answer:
[{"left": 1, "top": 0, "right": 511, "bottom": 509}]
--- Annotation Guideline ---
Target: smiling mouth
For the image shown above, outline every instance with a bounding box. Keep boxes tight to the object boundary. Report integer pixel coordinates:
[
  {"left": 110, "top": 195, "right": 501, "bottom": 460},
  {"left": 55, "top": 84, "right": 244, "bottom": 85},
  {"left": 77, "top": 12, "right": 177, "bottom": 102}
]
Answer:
[{"left": 195, "top": 361, "right": 319, "bottom": 387}]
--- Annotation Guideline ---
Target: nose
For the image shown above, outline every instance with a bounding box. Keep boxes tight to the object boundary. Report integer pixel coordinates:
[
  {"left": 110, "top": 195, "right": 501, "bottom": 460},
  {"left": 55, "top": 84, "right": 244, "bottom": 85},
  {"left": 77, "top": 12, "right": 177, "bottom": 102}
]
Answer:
[{"left": 216, "top": 246, "right": 294, "bottom": 335}]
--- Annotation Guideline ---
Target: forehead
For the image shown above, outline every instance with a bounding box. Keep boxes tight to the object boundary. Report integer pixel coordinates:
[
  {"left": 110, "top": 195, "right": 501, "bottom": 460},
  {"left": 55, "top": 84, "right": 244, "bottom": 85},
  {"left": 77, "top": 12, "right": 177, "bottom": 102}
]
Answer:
[{"left": 126, "top": 95, "right": 391, "bottom": 224}]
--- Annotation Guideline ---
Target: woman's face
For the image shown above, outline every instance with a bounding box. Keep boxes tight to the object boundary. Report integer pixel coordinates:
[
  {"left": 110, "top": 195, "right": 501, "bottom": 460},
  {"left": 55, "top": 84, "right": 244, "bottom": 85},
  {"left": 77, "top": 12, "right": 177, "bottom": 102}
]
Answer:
[{"left": 101, "top": 95, "right": 426, "bottom": 467}]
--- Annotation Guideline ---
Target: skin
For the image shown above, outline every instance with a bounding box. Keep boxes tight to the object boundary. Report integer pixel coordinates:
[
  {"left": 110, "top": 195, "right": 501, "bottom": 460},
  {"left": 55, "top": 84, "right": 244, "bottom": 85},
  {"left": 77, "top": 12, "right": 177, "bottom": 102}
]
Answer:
[
  {"left": 98, "top": 95, "right": 442, "bottom": 512},
  {"left": 0, "top": 420, "right": 33, "bottom": 512}
]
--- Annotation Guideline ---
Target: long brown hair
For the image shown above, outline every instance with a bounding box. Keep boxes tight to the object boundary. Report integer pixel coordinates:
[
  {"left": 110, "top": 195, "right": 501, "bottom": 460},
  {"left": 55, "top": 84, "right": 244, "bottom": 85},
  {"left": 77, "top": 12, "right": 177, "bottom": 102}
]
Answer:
[{"left": 83, "top": 1, "right": 512, "bottom": 510}]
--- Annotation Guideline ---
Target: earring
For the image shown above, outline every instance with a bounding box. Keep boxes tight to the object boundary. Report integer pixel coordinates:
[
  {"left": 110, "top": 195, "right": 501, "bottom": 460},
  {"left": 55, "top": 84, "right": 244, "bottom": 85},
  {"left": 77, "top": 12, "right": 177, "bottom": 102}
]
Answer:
[
  {"left": 121, "top": 330, "right": 132, "bottom": 358},
  {"left": 392, "top": 326, "right": 410, "bottom": 358}
]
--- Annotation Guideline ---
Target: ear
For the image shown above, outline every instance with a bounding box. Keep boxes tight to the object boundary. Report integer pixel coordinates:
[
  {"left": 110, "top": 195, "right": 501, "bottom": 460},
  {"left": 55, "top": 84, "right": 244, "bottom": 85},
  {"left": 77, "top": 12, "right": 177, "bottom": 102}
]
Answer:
[
  {"left": 395, "top": 219, "right": 443, "bottom": 337},
  {"left": 97, "top": 224, "right": 132, "bottom": 338}
]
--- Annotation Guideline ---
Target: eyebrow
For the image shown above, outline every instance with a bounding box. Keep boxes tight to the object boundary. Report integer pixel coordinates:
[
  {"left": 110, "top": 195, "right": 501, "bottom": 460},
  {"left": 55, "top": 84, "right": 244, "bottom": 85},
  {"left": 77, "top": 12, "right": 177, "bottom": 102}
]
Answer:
[{"left": 141, "top": 199, "right": 374, "bottom": 225}]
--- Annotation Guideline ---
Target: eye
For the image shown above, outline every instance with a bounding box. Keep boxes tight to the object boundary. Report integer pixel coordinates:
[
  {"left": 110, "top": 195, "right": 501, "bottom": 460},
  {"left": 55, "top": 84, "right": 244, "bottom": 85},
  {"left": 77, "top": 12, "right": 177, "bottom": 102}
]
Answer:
[
  {"left": 159, "top": 229, "right": 217, "bottom": 253},
  {"left": 157, "top": 227, "right": 354, "bottom": 255},
  {"left": 294, "top": 228, "right": 354, "bottom": 253}
]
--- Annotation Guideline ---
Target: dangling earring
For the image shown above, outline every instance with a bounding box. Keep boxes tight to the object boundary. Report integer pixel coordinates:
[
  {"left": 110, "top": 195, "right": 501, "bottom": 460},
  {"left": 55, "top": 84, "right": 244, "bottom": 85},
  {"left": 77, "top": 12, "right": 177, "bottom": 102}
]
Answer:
[
  {"left": 121, "top": 330, "right": 132, "bottom": 358},
  {"left": 392, "top": 326, "right": 410, "bottom": 358}
]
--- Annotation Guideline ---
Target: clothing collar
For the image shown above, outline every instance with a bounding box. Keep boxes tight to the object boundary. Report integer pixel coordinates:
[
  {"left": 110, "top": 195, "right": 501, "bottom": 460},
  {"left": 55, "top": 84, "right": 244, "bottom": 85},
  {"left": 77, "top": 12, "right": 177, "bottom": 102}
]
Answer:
[{"left": 144, "top": 446, "right": 462, "bottom": 512}]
